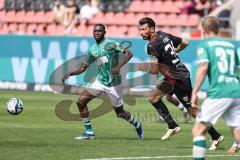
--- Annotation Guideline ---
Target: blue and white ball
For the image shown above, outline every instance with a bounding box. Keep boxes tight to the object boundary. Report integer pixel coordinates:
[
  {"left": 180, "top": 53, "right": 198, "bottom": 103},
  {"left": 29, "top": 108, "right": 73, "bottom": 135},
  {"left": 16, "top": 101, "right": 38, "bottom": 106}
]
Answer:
[{"left": 6, "top": 98, "right": 23, "bottom": 115}]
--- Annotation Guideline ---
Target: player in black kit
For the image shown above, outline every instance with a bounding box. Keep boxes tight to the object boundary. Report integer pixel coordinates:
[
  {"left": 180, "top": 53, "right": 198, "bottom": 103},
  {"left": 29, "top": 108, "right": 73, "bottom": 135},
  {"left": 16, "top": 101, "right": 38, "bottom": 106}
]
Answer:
[{"left": 138, "top": 17, "right": 223, "bottom": 149}]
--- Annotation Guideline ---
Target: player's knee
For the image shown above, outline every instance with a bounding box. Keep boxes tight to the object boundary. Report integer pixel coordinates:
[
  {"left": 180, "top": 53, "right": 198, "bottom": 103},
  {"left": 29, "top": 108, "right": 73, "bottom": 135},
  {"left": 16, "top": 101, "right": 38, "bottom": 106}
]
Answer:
[
  {"left": 115, "top": 106, "right": 128, "bottom": 119},
  {"left": 76, "top": 99, "right": 87, "bottom": 109},
  {"left": 148, "top": 96, "right": 162, "bottom": 104},
  {"left": 192, "top": 126, "right": 200, "bottom": 137},
  {"left": 192, "top": 123, "right": 206, "bottom": 137},
  {"left": 165, "top": 95, "right": 171, "bottom": 101},
  {"left": 233, "top": 128, "right": 240, "bottom": 142}
]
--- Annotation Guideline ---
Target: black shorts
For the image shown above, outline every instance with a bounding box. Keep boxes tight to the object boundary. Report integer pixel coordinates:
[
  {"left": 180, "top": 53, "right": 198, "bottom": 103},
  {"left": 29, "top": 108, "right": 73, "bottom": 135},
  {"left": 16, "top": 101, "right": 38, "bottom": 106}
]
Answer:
[{"left": 157, "top": 78, "right": 192, "bottom": 109}]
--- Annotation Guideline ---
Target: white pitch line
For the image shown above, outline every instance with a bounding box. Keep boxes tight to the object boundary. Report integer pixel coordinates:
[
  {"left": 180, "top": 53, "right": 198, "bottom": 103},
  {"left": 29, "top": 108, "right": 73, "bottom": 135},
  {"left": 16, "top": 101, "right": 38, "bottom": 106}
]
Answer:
[{"left": 82, "top": 154, "right": 240, "bottom": 160}]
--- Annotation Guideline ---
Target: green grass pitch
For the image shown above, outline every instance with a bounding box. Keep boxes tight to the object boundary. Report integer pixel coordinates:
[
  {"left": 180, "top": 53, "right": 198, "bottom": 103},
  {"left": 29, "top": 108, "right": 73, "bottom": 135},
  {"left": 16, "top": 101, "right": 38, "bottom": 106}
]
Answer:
[{"left": 0, "top": 90, "right": 239, "bottom": 160}]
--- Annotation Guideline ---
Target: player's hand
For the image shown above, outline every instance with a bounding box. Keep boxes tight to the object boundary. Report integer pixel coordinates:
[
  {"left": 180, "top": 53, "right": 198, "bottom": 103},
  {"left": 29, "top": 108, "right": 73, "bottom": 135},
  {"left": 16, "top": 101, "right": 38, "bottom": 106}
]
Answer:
[
  {"left": 62, "top": 73, "right": 71, "bottom": 83},
  {"left": 191, "top": 92, "right": 198, "bottom": 109},
  {"left": 112, "top": 66, "right": 120, "bottom": 75},
  {"left": 138, "top": 64, "right": 148, "bottom": 72}
]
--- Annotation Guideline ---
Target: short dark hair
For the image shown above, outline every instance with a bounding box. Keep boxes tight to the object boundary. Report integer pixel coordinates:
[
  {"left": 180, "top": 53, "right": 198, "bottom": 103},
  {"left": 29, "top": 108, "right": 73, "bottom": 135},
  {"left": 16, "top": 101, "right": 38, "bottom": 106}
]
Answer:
[
  {"left": 202, "top": 16, "right": 219, "bottom": 34},
  {"left": 94, "top": 23, "right": 106, "bottom": 31},
  {"left": 139, "top": 17, "right": 155, "bottom": 29}
]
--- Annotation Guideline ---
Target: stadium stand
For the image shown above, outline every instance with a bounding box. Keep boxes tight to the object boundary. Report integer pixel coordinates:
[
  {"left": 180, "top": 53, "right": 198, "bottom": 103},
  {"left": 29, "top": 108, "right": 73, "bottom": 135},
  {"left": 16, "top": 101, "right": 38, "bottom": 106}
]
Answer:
[{"left": 0, "top": 0, "right": 203, "bottom": 37}]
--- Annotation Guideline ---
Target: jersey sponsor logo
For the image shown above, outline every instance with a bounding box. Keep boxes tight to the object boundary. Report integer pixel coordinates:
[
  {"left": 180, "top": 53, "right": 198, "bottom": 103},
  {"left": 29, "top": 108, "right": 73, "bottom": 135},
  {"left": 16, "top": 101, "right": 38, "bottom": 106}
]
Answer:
[
  {"left": 217, "top": 75, "right": 239, "bottom": 83},
  {"left": 96, "top": 56, "right": 108, "bottom": 65},
  {"left": 163, "top": 36, "right": 170, "bottom": 43}
]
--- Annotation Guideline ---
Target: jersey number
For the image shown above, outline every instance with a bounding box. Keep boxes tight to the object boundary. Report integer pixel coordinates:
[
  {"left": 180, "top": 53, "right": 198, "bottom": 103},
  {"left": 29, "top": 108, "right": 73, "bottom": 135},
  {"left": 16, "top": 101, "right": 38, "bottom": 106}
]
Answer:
[
  {"left": 165, "top": 41, "right": 179, "bottom": 64},
  {"left": 216, "top": 47, "right": 235, "bottom": 75}
]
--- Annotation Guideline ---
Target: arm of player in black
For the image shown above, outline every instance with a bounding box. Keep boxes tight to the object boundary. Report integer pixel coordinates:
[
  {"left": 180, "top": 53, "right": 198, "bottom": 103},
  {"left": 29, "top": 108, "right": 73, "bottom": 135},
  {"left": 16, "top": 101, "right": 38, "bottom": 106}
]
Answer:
[
  {"left": 112, "top": 48, "right": 133, "bottom": 75},
  {"left": 175, "top": 38, "right": 189, "bottom": 53},
  {"left": 167, "top": 33, "right": 189, "bottom": 53}
]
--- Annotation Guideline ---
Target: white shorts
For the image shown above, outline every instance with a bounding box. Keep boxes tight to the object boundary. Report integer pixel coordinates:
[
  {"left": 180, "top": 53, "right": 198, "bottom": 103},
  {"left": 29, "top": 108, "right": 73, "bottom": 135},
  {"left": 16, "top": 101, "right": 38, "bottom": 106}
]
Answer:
[
  {"left": 85, "top": 79, "right": 123, "bottom": 107},
  {"left": 196, "top": 98, "right": 240, "bottom": 128}
]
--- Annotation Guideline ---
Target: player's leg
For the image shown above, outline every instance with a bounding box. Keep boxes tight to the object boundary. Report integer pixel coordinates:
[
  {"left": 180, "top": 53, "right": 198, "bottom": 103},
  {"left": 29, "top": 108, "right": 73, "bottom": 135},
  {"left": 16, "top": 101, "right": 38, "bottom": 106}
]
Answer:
[
  {"left": 192, "top": 122, "right": 209, "bottom": 160},
  {"left": 224, "top": 98, "right": 240, "bottom": 153},
  {"left": 174, "top": 78, "right": 223, "bottom": 149},
  {"left": 75, "top": 80, "right": 103, "bottom": 139},
  {"left": 149, "top": 80, "right": 180, "bottom": 140},
  {"left": 165, "top": 94, "right": 190, "bottom": 123},
  {"left": 105, "top": 83, "right": 143, "bottom": 139},
  {"left": 114, "top": 106, "right": 143, "bottom": 140}
]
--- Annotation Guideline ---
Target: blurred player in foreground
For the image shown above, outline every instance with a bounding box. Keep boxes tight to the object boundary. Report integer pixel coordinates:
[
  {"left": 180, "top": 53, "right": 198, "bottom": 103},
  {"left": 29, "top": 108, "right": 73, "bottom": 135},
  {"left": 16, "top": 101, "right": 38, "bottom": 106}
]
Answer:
[
  {"left": 62, "top": 23, "right": 143, "bottom": 140},
  {"left": 191, "top": 16, "right": 240, "bottom": 159},
  {"left": 138, "top": 17, "right": 223, "bottom": 148}
]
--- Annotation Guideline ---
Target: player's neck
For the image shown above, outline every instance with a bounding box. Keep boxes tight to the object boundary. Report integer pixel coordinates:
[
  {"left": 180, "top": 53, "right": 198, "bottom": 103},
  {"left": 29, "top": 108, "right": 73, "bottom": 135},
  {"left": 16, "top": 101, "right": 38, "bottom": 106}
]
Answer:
[
  {"left": 96, "top": 38, "right": 105, "bottom": 44},
  {"left": 205, "top": 32, "right": 218, "bottom": 38},
  {"left": 149, "top": 33, "right": 157, "bottom": 41}
]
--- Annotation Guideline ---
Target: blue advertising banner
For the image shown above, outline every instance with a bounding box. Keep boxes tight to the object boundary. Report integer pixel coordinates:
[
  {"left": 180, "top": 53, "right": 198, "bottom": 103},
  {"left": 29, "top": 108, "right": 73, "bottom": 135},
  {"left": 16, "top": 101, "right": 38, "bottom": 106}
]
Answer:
[{"left": 0, "top": 35, "right": 239, "bottom": 90}]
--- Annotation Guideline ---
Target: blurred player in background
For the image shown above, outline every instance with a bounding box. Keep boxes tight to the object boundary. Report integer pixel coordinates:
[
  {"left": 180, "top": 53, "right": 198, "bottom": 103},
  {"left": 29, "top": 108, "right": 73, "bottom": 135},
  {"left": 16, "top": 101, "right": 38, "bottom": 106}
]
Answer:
[
  {"left": 191, "top": 16, "right": 240, "bottom": 159},
  {"left": 62, "top": 23, "right": 143, "bottom": 140},
  {"left": 138, "top": 17, "right": 223, "bottom": 147}
]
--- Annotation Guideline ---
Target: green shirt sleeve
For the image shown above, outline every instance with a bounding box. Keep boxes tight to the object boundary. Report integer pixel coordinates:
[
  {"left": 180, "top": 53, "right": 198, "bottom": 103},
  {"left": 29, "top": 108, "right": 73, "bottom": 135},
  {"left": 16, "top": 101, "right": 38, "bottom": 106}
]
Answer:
[
  {"left": 197, "top": 43, "right": 209, "bottom": 64},
  {"left": 85, "top": 48, "right": 95, "bottom": 64},
  {"left": 105, "top": 41, "right": 123, "bottom": 54},
  {"left": 236, "top": 47, "right": 240, "bottom": 68}
]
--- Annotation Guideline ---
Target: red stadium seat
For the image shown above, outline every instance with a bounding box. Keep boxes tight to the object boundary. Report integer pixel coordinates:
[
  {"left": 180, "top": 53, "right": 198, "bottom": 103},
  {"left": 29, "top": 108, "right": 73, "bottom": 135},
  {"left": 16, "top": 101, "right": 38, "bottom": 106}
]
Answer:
[
  {"left": 18, "top": 23, "right": 27, "bottom": 34},
  {"left": 146, "top": 13, "right": 157, "bottom": 20},
  {"left": 170, "top": 27, "right": 181, "bottom": 36},
  {"left": 85, "top": 25, "right": 94, "bottom": 36},
  {"left": 103, "top": 12, "right": 115, "bottom": 25},
  {"left": 122, "top": 13, "right": 135, "bottom": 25},
  {"left": 26, "top": 23, "right": 37, "bottom": 34},
  {"left": 128, "top": 1, "right": 141, "bottom": 12},
  {"left": 155, "top": 13, "right": 168, "bottom": 26},
  {"left": 0, "top": 23, "right": 8, "bottom": 34},
  {"left": 36, "top": 24, "right": 46, "bottom": 35},
  {"left": 15, "top": 11, "right": 25, "bottom": 23},
  {"left": 177, "top": 14, "right": 188, "bottom": 26},
  {"left": 140, "top": 1, "right": 152, "bottom": 12},
  {"left": 75, "top": 23, "right": 87, "bottom": 36},
  {"left": 35, "top": 11, "right": 45, "bottom": 23},
  {"left": 8, "top": 23, "right": 18, "bottom": 33},
  {"left": 46, "top": 23, "right": 57, "bottom": 35},
  {"left": 188, "top": 14, "right": 200, "bottom": 27},
  {"left": 127, "top": 26, "right": 139, "bottom": 37},
  {"left": 25, "top": 11, "right": 36, "bottom": 23},
  {"left": 152, "top": 1, "right": 163, "bottom": 13},
  {"left": 0, "top": 10, "right": 6, "bottom": 21},
  {"left": 44, "top": 11, "right": 54, "bottom": 23},
  {"left": 0, "top": 0, "right": 4, "bottom": 10},
  {"left": 4, "top": 11, "right": 16, "bottom": 23},
  {"left": 113, "top": 12, "right": 125, "bottom": 25},
  {"left": 89, "top": 12, "right": 104, "bottom": 24}
]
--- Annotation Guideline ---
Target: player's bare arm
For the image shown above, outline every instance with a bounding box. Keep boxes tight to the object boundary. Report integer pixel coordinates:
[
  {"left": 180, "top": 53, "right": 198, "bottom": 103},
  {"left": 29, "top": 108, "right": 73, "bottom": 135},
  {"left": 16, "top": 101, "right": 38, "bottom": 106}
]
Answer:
[
  {"left": 62, "top": 61, "right": 89, "bottom": 83},
  {"left": 191, "top": 62, "right": 209, "bottom": 108},
  {"left": 175, "top": 38, "right": 189, "bottom": 53},
  {"left": 112, "top": 49, "right": 133, "bottom": 75}
]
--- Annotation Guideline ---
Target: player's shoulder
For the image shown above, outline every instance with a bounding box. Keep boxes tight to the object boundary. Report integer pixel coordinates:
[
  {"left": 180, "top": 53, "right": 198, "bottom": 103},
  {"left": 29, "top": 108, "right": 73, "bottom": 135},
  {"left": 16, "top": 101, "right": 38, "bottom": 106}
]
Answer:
[
  {"left": 105, "top": 39, "right": 120, "bottom": 46},
  {"left": 200, "top": 37, "right": 235, "bottom": 48}
]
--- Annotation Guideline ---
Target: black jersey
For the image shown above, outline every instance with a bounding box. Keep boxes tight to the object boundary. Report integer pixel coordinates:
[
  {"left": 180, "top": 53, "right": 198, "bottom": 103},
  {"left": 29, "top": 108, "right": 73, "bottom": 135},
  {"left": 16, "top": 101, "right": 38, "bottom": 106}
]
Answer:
[{"left": 147, "top": 31, "right": 190, "bottom": 81}]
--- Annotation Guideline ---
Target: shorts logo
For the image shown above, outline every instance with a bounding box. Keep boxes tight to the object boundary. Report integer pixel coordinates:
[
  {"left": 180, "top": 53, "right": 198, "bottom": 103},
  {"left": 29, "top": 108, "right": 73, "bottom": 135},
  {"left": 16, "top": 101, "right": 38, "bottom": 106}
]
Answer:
[{"left": 183, "top": 96, "right": 189, "bottom": 102}]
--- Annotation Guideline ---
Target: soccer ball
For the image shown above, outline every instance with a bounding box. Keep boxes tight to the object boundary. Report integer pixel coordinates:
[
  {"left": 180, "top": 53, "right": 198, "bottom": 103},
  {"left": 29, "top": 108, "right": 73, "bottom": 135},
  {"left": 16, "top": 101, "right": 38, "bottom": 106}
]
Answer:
[{"left": 6, "top": 98, "right": 23, "bottom": 115}]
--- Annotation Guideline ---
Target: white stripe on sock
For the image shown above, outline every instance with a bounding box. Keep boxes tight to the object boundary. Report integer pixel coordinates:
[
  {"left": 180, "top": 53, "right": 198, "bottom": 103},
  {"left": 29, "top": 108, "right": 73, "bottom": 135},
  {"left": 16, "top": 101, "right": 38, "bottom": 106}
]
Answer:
[
  {"left": 193, "top": 136, "right": 206, "bottom": 141},
  {"left": 193, "top": 145, "right": 206, "bottom": 158}
]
